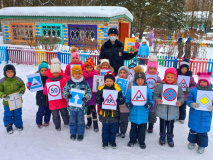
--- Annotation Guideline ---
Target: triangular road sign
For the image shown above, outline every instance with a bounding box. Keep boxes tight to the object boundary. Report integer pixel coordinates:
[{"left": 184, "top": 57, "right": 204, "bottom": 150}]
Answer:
[
  {"left": 132, "top": 90, "right": 146, "bottom": 102},
  {"left": 31, "top": 78, "right": 41, "bottom": 87},
  {"left": 179, "top": 79, "right": 188, "bottom": 88},
  {"left": 103, "top": 94, "right": 116, "bottom": 106}
]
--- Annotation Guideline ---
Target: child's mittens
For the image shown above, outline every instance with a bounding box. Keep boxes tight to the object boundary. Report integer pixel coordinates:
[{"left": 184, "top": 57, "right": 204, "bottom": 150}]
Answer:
[
  {"left": 157, "top": 99, "right": 162, "bottom": 104},
  {"left": 207, "top": 105, "right": 213, "bottom": 111},
  {"left": 2, "top": 94, "right": 10, "bottom": 101},
  {"left": 190, "top": 103, "right": 200, "bottom": 109},
  {"left": 19, "top": 90, "right": 24, "bottom": 97},
  {"left": 116, "top": 97, "right": 125, "bottom": 105},
  {"left": 126, "top": 102, "right": 133, "bottom": 109},
  {"left": 185, "top": 88, "right": 191, "bottom": 93},
  {"left": 176, "top": 101, "right": 181, "bottom": 107},
  {"left": 26, "top": 82, "right": 31, "bottom": 90},
  {"left": 144, "top": 102, "right": 153, "bottom": 109},
  {"left": 66, "top": 94, "right": 72, "bottom": 99}
]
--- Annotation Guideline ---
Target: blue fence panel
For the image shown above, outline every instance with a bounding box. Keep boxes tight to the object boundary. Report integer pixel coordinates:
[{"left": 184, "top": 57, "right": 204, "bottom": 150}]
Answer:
[
  {"left": 57, "top": 51, "right": 71, "bottom": 65},
  {"left": 207, "top": 59, "right": 213, "bottom": 77},
  {"left": 79, "top": 54, "right": 90, "bottom": 64},
  {"left": 0, "top": 46, "right": 9, "bottom": 64}
]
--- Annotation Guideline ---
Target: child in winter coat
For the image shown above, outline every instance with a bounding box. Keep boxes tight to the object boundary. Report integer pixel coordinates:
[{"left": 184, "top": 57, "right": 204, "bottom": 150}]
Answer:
[
  {"left": 96, "top": 59, "right": 114, "bottom": 75},
  {"left": 95, "top": 72, "right": 125, "bottom": 149},
  {"left": 0, "top": 64, "right": 25, "bottom": 134},
  {"left": 187, "top": 72, "right": 213, "bottom": 154},
  {"left": 177, "top": 58, "right": 196, "bottom": 124},
  {"left": 135, "top": 37, "right": 140, "bottom": 49},
  {"left": 138, "top": 39, "right": 150, "bottom": 65},
  {"left": 145, "top": 55, "right": 162, "bottom": 133},
  {"left": 116, "top": 66, "right": 130, "bottom": 138},
  {"left": 82, "top": 58, "right": 99, "bottom": 132},
  {"left": 64, "top": 47, "right": 84, "bottom": 80},
  {"left": 178, "top": 38, "right": 184, "bottom": 58},
  {"left": 43, "top": 58, "right": 69, "bottom": 131},
  {"left": 63, "top": 65, "right": 92, "bottom": 141},
  {"left": 27, "top": 61, "right": 51, "bottom": 128},
  {"left": 125, "top": 66, "right": 154, "bottom": 149},
  {"left": 154, "top": 67, "right": 185, "bottom": 147}
]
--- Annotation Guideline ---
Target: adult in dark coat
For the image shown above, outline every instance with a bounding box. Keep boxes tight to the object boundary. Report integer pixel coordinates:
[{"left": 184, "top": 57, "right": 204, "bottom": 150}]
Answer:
[
  {"left": 184, "top": 37, "right": 192, "bottom": 58},
  {"left": 99, "top": 28, "right": 138, "bottom": 76}
]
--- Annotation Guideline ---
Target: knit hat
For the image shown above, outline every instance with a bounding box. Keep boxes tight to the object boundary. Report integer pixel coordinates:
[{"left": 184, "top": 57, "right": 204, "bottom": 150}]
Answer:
[
  {"left": 118, "top": 66, "right": 130, "bottom": 78},
  {"left": 70, "top": 46, "right": 78, "bottom": 53},
  {"left": 104, "top": 71, "right": 115, "bottom": 82},
  {"left": 187, "top": 37, "right": 192, "bottom": 42},
  {"left": 147, "top": 55, "right": 158, "bottom": 71},
  {"left": 178, "top": 38, "right": 182, "bottom": 42},
  {"left": 108, "top": 28, "right": 118, "bottom": 36},
  {"left": 84, "top": 58, "right": 95, "bottom": 69},
  {"left": 128, "top": 63, "right": 137, "bottom": 69},
  {"left": 3, "top": 64, "right": 16, "bottom": 78},
  {"left": 71, "top": 51, "right": 80, "bottom": 60},
  {"left": 38, "top": 61, "right": 49, "bottom": 73},
  {"left": 134, "top": 66, "right": 145, "bottom": 84},
  {"left": 198, "top": 72, "right": 212, "bottom": 86},
  {"left": 142, "top": 38, "right": 147, "bottom": 43},
  {"left": 180, "top": 58, "right": 190, "bottom": 70},
  {"left": 72, "top": 65, "right": 83, "bottom": 77},
  {"left": 135, "top": 37, "right": 139, "bottom": 41},
  {"left": 100, "top": 59, "right": 110, "bottom": 66},
  {"left": 164, "top": 67, "right": 177, "bottom": 83},
  {"left": 50, "top": 58, "right": 61, "bottom": 73}
]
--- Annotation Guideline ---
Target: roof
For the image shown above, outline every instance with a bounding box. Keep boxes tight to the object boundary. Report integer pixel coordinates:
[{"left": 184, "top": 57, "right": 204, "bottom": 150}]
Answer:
[{"left": 0, "top": 6, "right": 133, "bottom": 22}]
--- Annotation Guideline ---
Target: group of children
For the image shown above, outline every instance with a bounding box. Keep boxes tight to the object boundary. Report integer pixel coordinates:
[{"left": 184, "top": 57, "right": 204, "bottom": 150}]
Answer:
[{"left": 0, "top": 46, "right": 212, "bottom": 154}]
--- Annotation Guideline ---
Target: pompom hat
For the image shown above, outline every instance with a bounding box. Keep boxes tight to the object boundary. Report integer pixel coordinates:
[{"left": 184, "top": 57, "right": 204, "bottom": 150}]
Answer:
[
  {"left": 50, "top": 58, "right": 61, "bottom": 73},
  {"left": 147, "top": 55, "right": 158, "bottom": 71},
  {"left": 198, "top": 72, "right": 212, "bottom": 86}
]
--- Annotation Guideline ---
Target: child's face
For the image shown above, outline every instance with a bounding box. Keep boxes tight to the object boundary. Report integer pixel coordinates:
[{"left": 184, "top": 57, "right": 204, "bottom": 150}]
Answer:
[
  {"left": 148, "top": 67, "right": 157, "bottom": 75},
  {"left": 142, "top": 42, "right": 146, "bottom": 45},
  {"left": 6, "top": 70, "right": 14, "bottom": 78},
  {"left": 181, "top": 67, "right": 188, "bottom": 75},
  {"left": 52, "top": 72, "right": 60, "bottom": 78},
  {"left": 200, "top": 81, "right": 208, "bottom": 87},
  {"left": 72, "top": 57, "right": 79, "bottom": 63},
  {"left": 136, "top": 78, "right": 144, "bottom": 86},
  {"left": 40, "top": 68, "right": 47, "bottom": 76},
  {"left": 85, "top": 65, "right": 93, "bottom": 73},
  {"left": 101, "top": 62, "right": 109, "bottom": 69},
  {"left": 166, "top": 73, "right": 176, "bottom": 84},
  {"left": 119, "top": 70, "right": 127, "bottom": 79},
  {"left": 73, "top": 73, "right": 82, "bottom": 79},
  {"left": 105, "top": 79, "right": 114, "bottom": 87}
]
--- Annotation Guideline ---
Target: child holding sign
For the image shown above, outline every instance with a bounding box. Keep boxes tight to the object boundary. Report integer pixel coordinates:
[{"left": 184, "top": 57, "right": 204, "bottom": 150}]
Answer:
[
  {"left": 177, "top": 58, "right": 196, "bottom": 124},
  {"left": 96, "top": 59, "right": 114, "bottom": 75},
  {"left": 64, "top": 47, "right": 84, "bottom": 80},
  {"left": 0, "top": 64, "right": 25, "bottom": 134},
  {"left": 125, "top": 66, "right": 154, "bottom": 149},
  {"left": 187, "top": 72, "right": 213, "bottom": 154},
  {"left": 145, "top": 55, "right": 162, "bottom": 133},
  {"left": 95, "top": 72, "right": 125, "bottom": 149},
  {"left": 83, "top": 58, "right": 99, "bottom": 132},
  {"left": 43, "top": 58, "right": 69, "bottom": 131},
  {"left": 63, "top": 65, "right": 92, "bottom": 141},
  {"left": 154, "top": 68, "right": 184, "bottom": 147}
]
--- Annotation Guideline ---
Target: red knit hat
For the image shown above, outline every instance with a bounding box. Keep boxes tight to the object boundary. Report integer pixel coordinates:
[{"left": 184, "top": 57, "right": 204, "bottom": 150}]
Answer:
[
  {"left": 84, "top": 58, "right": 95, "bottom": 69},
  {"left": 164, "top": 67, "right": 177, "bottom": 83},
  {"left": 198, "top": 72, "right": 212, "bottom": 86}
]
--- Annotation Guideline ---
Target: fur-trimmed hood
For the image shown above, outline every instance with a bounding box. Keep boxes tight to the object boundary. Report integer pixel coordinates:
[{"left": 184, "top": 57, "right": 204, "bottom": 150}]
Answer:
[{"left": 96, "top": 64, "right": 114, "bottom": 74}]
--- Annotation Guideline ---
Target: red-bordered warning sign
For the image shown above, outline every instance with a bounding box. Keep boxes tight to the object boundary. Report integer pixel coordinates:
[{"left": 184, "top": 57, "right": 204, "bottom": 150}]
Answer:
[
  {"left": 132, "top": 90, "right": 146, "bottom": 102},
  {"left": 179, "top": 79, "right": 188, "bottom": 88},
  {"left": 48, "top": 84, "right": 60, "bottom": 97},
  {"left": 103, "top": 94, "right": 116, "bottom": 106},
  {"left": 163, "top": 88, "right": 177, "bottom": 101}
]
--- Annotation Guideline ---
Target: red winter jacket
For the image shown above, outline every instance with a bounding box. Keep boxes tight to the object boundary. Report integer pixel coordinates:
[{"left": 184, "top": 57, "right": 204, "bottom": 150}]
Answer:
[
  {"left": 43, "top": 69, "right": 68, "bottom": 110},
  {"left": 64, "top": 61, "right": 84, "bottom": 80}
]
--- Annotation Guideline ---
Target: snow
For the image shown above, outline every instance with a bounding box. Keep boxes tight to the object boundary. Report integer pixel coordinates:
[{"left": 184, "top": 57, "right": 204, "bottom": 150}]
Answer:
[{"left": 0, "top": 6, "right": 133, "bottom": 21}]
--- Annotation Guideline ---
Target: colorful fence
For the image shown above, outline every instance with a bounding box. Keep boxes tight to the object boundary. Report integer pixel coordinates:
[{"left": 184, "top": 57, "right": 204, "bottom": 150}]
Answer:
[{"left": 1, "top": 46, "right": 213, "bottom": 77}]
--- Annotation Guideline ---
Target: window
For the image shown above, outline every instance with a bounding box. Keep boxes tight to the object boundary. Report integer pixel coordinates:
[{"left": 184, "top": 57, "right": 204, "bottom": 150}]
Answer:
[{"left": 10, "top": 23, "right": 34, "bottom": 41}]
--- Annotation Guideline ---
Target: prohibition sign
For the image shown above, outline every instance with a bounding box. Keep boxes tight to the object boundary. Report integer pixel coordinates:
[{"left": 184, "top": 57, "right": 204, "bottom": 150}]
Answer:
[
  {"left": 48, "top": 85, "right": 60, "bottom": 97},
  {"left": 147, "top": 77, "right": 157, "bottom": 89},
  {"left": 163, "top": 88, "right": 177, "bottom": 101}
]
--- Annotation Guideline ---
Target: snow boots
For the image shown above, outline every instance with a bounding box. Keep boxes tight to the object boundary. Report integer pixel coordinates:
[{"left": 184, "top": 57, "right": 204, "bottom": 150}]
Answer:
[
  {"left": 159, "top": 133, "right": 166, "bottom": 145},
  {"left": 6, "top": 123, "right": 13, "bottom": 134},
  {"left": 148, "top": 123, "right": 154, "bottom": 133},
  {"left": 167, "top": 134, "right": 174, "bottom": 147},
  {"left": 86, "top": 118, "right": 99, "bottom": 132}
]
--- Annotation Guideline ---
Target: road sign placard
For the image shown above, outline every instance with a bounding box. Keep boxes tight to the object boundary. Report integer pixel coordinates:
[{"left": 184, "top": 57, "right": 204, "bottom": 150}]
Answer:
[
  {"left": 196, "top": 90, "right": 213, "bottom": 111},
  {"left": 69, "top": 89, "right": 85, "bottom": 107},
  {"left": 146, "top": 75, "right": 157, "bottom": 92},
  {"left": 47, "top": 81, "right": 62, "bottom": 101},
  {"left": 131, "top": 86, "right": 147, "bottom": 106},
  {"left": 178, "top": 75, "right": 190, "bottom": 91},
  {"left": 27, "top": 73, "right": 43, "bottom": 92},
  {"left": 102, "top": 89, "right": 118, "bottom": 110},
  {"left": 162, "top": 84, "right": 178, "bottom": 105}
]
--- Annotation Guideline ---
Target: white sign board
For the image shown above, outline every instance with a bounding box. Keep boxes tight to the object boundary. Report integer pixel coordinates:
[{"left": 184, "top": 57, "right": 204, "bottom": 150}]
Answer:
[
  {"left": 92, "top": 75, "right": 104, "bottom": 92},
  {"left": 100, "top": 69, "right": 110, "bottom": 76},
  {"left": 162, "top": 84, "right": 178, "bottom": 106},
  {"left": 69, "top": 89, "right": 85, "bottom": 108},
  {"left": 129, "top": 69, "right": 135, "bottom": 81},
  {"left": 196, "top": 90, "right": 213, "bottom": 111},
  {"left": 47, "top": 81, "right": 62, "bottom": 101},
  {"left": 131, "top": 86, "right": 147, "bottom": 106},
  {"left": 102, "top": 89, "right": 118, "bottom": 110},
  {"left": 27, "top": 73, "right": 43, "bottom": 92},
  {"left": 146, "top": 75, "right": 157, "bottom": 92},
  {"left": 8, "top": 93, "right": 22, "bottom": 111},
  {"left": 178, "top": 75, "right": 190, "bottom": 91}
]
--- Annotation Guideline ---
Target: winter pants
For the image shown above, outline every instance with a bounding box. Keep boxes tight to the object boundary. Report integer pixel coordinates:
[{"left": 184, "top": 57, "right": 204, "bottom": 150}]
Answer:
[
  {"left": 129, "top": 122, "right": 146, "bottom": 145},
  {"left": 51, "top": 108, "right": 69, "bottom": 126},
  {"left": 69, "top": 110, "right": 85, "bottom": 135},
  {"left": 102, "top": 122, "right": 118, "bottom": 145},
  {"left": 188, "top": 129, "right": 208, "bottom": 147},
  {"left": 160, "top": 118, "right": 174, "bottom": 135},
  {"left": 148, "top": 110, "right": 157, "bottom": 124},
  {"left": 3, "top": 106, "right": 23, "bottom": 127},
  {"left": 87, "top": 105, "right": 97, "bottom": 125},
  {"left": 179, "top": 101, "right": 186, "bottom": 120},
  {"left": 117, "top": 113, "right": 129, "bottom": 134},
  {"left": 36, "top": 105, "right": 51, "bottom": 125}
]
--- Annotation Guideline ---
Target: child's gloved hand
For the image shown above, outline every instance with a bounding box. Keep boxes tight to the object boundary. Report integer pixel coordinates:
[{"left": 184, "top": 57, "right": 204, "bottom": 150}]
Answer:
[
  {"left": 19, "top": 90, "right": 24, "bottom": 97},
  {"left": 207, "top": 105, "right": 213, "bottom": 111},
  {"left": 26, "top": 82, "right": 31, "bottom": 90},
  {"left": 157, "top": 99, "right": 162, "bottom": 104},
  {"left": 126, "top": 102, "right": 133, "bottom": 109},
  {"left": 144, "top": 102, "right": 153, "bottom": 109},
  {"left": 82, "top": 96, "right": 89, "bottom": 103},
  {"left": 176, "top": 101, "right": 181, "bottom": 107},
  {"left": 116, "top": 97, "right": 125, "bottom": 105},
  {"left": 2, "top": 94, "right": 10, "bottom": 101},
  {"left": 191, "top": 103, "right": 200, "bottom": 109},
  {"left": 67, "top": 94, "right": 72, "bottom": 99},
  {"left": 185, "top": 88, "right": 191, "bottom": 93}
]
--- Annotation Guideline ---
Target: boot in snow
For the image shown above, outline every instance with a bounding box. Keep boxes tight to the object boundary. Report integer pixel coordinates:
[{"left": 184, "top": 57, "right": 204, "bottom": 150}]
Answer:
[
  {"left": 6, "top": 124, "right": 13, "bottom": 134},
  {"left": 159, "top": 133, "right": 166, "bottom": 145},
  {"left": 167, "top": 134, "right": 174, "bottom": 147}
]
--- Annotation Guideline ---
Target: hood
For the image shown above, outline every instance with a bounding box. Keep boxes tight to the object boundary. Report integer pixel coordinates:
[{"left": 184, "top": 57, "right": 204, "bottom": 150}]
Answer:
[
  {"left": 96, "top": 64, "right": 114, "bottom": 74},
  {"left": 46, "top": 69, "right": 64, "bottom": 78}
]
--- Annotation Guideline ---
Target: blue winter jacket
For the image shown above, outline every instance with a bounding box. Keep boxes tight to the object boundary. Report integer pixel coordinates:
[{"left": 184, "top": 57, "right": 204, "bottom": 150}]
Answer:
[
  {"left": 138, "top": 43, "right": 150, "bottom": 57},
  {"left": 125, "top": 82, "right": 154, "bottom": 124},
  {"left": 187, "top": 84, "right": 213, "bottom": 133}
]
